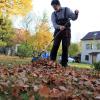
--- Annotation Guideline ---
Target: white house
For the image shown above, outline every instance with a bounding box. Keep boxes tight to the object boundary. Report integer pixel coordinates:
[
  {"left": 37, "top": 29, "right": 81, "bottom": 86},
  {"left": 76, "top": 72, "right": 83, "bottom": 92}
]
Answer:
[{"left": 81, "top": 31, "right": 100, "bottom": 64}]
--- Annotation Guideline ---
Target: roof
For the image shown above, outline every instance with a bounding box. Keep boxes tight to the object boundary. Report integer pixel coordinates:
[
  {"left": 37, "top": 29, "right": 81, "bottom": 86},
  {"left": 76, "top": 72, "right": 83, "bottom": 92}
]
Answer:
[{"left": 81, "top": 31, "right": 100, "bottom": 41}]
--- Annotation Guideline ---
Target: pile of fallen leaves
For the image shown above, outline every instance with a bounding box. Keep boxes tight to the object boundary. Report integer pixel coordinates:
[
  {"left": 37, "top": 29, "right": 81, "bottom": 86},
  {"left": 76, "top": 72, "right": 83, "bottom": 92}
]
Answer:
[{"left": 0, "top": 59, "right": 100, "bottom": 100}]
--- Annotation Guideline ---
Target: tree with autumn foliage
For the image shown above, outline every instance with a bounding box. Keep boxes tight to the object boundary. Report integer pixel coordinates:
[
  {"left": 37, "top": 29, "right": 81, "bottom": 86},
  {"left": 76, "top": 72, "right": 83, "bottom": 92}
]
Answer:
[
  {"left": 11, "top": 29, "right": 34, "bottom": 57},
  {"left": 0, "top": 0, "right": 33, "bottom": 35},
  {"left": 0, "top": 0, "right": 32, "bottom": 16},
  {"left": 33, "top": 13, "right": 53, "bottom": 52},
  {"left": 0, "top": 15, "right": 14, "bottom": 47},
  {"left": 11, "top": 29, "right": 33, "bottom": 44},
  {"left": 0, "top": 0, "right": 33, "bottom": 44}
]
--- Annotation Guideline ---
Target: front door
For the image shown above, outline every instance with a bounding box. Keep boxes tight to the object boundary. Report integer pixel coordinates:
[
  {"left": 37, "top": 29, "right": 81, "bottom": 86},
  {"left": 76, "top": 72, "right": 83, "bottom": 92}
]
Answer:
[{"left": 92, "top": 55, "right": 96, "bottom": 64}]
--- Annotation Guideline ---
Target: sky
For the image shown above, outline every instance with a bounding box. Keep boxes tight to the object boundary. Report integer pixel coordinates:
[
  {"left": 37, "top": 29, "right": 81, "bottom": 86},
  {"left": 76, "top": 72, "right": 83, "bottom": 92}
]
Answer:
[{"left": 13, "top": 0, "right": 100, "bottom": 43}]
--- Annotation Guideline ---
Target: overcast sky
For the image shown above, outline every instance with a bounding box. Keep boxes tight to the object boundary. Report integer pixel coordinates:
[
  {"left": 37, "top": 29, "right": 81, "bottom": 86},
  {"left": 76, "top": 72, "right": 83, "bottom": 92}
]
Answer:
[{"left": 13, "top": 0, "right": 100, "bottom": 42}]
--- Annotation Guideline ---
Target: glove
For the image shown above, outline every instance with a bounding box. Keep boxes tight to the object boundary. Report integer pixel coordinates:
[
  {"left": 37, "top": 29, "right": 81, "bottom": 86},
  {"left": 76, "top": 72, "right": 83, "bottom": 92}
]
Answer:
[{"left": 75, "top": 10, "right": 79, "bottom": 15}]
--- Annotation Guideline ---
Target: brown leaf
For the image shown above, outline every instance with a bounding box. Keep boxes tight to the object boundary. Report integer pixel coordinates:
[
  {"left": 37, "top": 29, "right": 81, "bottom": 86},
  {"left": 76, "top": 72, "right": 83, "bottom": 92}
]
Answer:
[
  {"left": 12, "top": 87, "right": 20, "bottom": 97},
  {"left": 59, "top": 86, "right": 67, "bottom": 91},
  {"left": 95, "top": 86, "right": 100, "bottom": 93},
  {"left": 50, "top": 88, "right": 62, "bottom": 98},
  {"left": 95, "top": 96, "right": 100, "bottom": 100},
  {"left": 29, "top": 95, "right": 35, "bottom": 100},
  {"left": 39, "top": 85, "right": 50, "bottom": 98},
  {"left": 33, "top": 85, "right": 39, "bottom": 92}
]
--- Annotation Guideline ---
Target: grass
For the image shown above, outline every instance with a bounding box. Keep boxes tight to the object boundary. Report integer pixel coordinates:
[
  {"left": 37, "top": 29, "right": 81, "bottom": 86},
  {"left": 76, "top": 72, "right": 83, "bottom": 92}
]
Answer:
[
  {"left": 69, "top": 62, "right": 91, "bottom": 69},
  {"left": 0, "top": 55, "right": 31, "bottom": 66},
  {"left": 0, "top": 55, "right": 91, "bottom": 69}
]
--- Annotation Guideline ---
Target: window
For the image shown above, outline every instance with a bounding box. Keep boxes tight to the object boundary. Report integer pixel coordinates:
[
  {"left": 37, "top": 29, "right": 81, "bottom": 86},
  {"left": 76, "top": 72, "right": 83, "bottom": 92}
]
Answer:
[
  {"left": 97, "top": 43, "right": 100, "bottom": 50},
  {"left": 86, "top": 44, "right": 92, "bottom": 50},
  {"left": 85, "top": 55, "right": 89, "bottom": 61}
]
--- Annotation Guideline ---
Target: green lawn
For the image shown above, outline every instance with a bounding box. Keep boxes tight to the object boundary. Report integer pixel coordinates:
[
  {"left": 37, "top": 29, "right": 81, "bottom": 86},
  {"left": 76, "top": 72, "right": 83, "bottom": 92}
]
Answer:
[
  {"left": 0, "top": 55, "right": 92, "bottom": 69},
  {"left": 69, "top": 62, "right": 91, "bottom": 69},
  {"left": 0, "top": 55, "right": 31, "bottom": 66}
]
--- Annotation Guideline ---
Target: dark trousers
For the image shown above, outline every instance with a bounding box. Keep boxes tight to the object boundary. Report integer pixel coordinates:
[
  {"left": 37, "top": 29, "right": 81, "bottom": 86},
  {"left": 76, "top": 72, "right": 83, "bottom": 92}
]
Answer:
[{"left": 50, "top": 30, "right": 71, "bottom": 66}]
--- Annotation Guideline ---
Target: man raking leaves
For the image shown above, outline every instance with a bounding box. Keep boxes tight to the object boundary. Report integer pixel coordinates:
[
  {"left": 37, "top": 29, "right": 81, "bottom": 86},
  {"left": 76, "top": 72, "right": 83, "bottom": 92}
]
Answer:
[{"left": 49, "top": 0, "right": 79, "bottom": 67}]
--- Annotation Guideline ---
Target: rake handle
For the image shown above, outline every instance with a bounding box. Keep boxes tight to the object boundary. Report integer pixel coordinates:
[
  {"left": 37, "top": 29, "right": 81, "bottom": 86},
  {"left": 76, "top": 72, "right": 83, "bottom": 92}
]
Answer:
[{"left": 39, "top": 20, "right": 70, "bottom": 57}]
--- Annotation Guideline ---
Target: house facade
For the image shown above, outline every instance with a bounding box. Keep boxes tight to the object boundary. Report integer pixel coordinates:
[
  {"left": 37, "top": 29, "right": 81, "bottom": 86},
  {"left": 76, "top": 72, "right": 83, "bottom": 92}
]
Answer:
[{"left": 81, "top": 31, "right": 100, "bottom": 64}]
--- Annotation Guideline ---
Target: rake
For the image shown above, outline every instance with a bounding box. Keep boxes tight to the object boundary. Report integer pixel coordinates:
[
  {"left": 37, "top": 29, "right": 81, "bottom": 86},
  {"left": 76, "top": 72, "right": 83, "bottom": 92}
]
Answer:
[{"left": 31, "top": 20, "right": 71, "bottom": 62}]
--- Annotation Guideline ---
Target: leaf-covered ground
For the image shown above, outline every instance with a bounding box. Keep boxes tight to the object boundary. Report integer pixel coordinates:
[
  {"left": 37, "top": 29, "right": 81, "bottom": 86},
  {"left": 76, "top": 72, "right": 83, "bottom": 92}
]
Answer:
[{"left": 0, "top": 59, "right": 100, "bottom": 100}]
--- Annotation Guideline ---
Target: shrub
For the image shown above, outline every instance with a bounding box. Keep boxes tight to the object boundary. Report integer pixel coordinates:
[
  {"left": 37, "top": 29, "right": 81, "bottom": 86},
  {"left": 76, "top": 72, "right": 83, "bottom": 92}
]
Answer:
[
  {"left": 93, "top": 61, "right": 100, "bottom": 71},
  {"left": 0, "top": 40, "right": 7, "bottom": 47},
  {"left": 17, "top": 43, "right": 33, "bottom": 58}
]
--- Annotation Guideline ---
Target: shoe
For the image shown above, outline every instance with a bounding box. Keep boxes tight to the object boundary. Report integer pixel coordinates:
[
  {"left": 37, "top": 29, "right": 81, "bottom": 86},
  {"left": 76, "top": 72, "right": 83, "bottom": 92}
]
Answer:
[{"left": 62, "top": 64, "right": 69, "bottom": 68}]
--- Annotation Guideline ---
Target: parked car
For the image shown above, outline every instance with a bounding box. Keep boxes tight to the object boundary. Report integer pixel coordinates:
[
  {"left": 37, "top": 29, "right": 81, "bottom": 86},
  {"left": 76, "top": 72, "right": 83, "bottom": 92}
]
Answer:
[
  {"left": 73, "top": 54, "right": 81, "bottom": 63},
  {"left": 58, "top": 56, "right": 75, "bottom": 63},
  {"left": 68, "top": 57, "right": 75, "bottom": 62}
]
